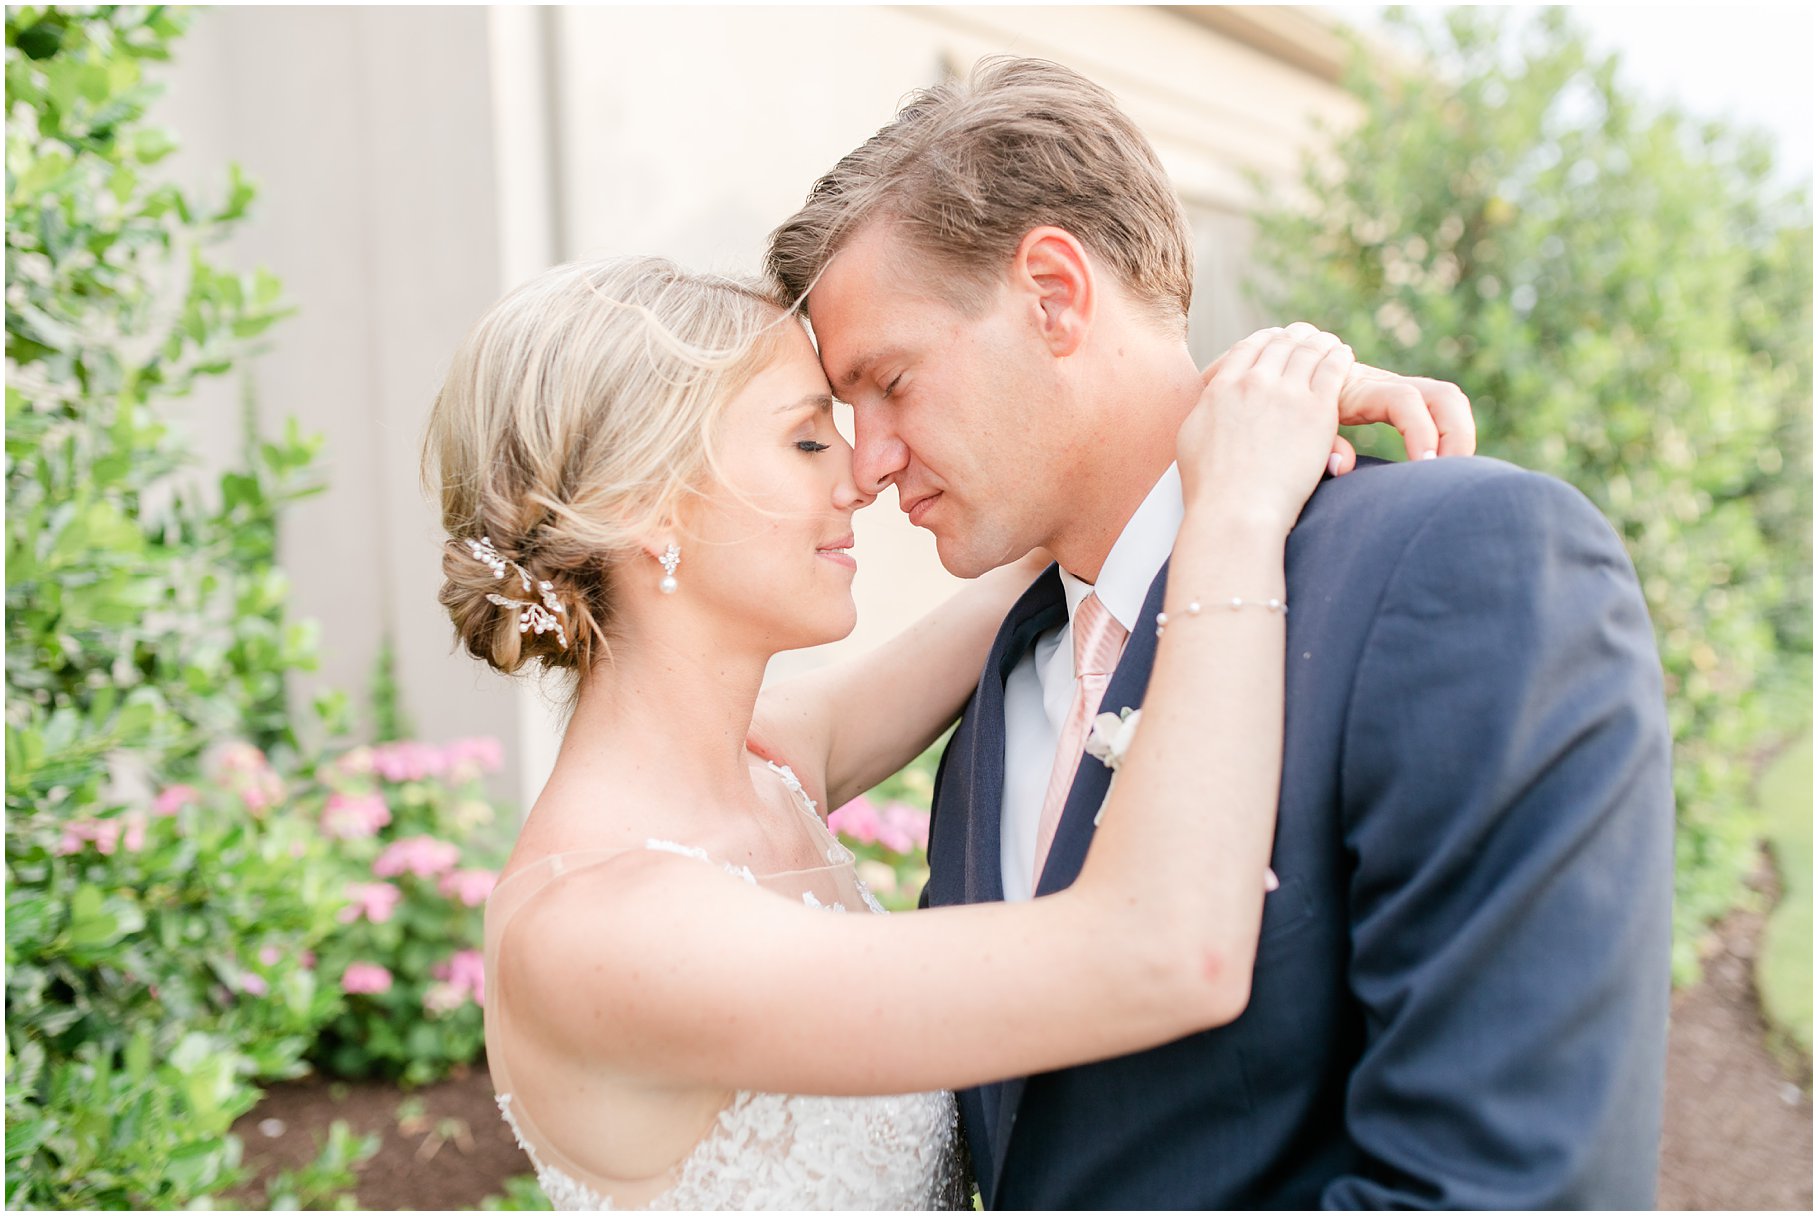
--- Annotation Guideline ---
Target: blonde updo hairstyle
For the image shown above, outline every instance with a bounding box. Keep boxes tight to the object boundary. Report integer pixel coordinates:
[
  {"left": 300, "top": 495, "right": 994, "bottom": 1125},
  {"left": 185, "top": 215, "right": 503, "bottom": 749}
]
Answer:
[{"left": 422, "top": 255, "right": 795, "bottom": 679}]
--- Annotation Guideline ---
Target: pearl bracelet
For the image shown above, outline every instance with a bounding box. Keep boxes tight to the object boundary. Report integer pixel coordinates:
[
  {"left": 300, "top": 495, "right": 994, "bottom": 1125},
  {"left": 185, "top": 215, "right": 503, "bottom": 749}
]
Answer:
[{"left": 1155, "top": 596, "right": 1287, "bottom": 638}]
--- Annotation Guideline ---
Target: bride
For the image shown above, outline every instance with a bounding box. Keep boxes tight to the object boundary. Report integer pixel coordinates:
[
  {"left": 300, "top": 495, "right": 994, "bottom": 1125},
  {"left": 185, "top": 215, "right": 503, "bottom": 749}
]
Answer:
[{"left": 422, "top": 255, "right": 1377, "bottom": 1210}]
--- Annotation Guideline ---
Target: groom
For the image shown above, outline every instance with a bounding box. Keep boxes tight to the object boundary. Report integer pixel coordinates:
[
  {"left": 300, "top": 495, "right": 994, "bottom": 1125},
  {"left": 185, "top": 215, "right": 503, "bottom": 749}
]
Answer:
[{"left": 769, "top": 58, "right": 1673, "bottom": 1209}]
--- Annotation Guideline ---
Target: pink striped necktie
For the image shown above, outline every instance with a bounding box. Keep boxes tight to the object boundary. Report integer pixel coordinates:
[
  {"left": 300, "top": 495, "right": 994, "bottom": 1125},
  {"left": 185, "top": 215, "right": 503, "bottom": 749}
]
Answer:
[{"left": 1033, "top": 591, "right": 1129, "bottom": 887}]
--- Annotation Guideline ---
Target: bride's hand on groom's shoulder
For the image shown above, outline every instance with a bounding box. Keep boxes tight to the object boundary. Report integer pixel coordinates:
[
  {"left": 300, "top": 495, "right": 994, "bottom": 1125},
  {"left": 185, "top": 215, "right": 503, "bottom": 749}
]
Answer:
[
  {"left": 1334, "top": 362, "right": 1476, "bottom": 470},
  {"left": 1177, "top": 324, "right": 1353, "bottom": 533},
  {"left": 1199, "top": 326, "right": 1478, "bottom": 477}
]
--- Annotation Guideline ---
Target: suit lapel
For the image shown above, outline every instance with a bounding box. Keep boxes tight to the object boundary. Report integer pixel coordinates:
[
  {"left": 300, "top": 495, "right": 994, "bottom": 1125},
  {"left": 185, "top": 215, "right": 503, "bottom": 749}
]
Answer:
[
  {"left": 986, "top": 560, "right": 1171, "bottom": 1204},
  {"left": 931, "top": 565, "right": 1067, "bottom": 910},
  {"left": 926, "top": 566, "right": 1065, "bottom": 1200}
]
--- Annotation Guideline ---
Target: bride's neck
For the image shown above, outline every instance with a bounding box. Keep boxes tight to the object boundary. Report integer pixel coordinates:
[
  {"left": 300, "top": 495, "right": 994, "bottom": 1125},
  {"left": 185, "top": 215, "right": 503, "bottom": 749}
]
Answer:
[{"left": 562, "top": 631, "right": 768, "bottom": 812}]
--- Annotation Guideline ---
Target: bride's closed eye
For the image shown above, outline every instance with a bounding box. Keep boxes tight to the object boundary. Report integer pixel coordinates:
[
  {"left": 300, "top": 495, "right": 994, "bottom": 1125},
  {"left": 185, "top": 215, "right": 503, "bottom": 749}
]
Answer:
[{"left": 796, "top": 440, "right": 831, "bottom": 454}]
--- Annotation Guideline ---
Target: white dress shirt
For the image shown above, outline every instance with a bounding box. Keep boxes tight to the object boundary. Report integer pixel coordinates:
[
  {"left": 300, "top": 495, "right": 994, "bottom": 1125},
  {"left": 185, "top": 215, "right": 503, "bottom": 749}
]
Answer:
[{"left": 999, "top": 465, "right": 1185, "bottom": 901}]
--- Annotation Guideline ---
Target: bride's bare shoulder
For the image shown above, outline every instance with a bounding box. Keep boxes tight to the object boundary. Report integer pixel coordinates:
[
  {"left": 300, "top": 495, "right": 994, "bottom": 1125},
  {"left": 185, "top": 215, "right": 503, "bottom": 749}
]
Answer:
[{"left": 492, "top": 848, "right": 754, "bottom": 1047}]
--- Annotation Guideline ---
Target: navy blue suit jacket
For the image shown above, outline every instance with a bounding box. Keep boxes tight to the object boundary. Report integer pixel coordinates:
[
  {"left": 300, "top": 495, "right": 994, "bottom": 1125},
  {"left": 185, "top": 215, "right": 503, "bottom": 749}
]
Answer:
[{"left": 923, "top": 456, "right": 1674, "bottom": 1209}]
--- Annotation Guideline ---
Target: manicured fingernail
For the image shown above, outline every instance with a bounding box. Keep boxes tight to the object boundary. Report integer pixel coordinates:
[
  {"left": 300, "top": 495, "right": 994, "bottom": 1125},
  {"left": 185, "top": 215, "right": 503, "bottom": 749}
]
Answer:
[
  {"left": 1420, "top": 450, "right": 1438, "bottom": 460},
  {"left": 1264, "top": 867, "right": 1280, "bottom": 892},
  {"left": 1327, "top": 454, "right": 1343, "bottom": 477}
]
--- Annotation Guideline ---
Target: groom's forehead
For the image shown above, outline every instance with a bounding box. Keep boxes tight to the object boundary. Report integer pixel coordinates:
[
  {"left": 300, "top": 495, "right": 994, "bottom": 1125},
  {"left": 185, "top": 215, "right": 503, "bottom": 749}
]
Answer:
[{"left": 803, "top": 309, "right": 888, "bottom": 389}]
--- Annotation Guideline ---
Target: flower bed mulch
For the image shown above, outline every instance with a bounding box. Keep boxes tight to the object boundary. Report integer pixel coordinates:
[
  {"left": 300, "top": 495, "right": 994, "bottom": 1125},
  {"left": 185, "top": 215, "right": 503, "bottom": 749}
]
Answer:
[
  {"left": 1656, "top": 874, "right": 1812, "bottom": 1210},
  {"left": 227, "top": 1062, "right": 532, "bottom": 1210},
  {"left": 234, "top": 891, "right": 1812, "bottom": 1211}
]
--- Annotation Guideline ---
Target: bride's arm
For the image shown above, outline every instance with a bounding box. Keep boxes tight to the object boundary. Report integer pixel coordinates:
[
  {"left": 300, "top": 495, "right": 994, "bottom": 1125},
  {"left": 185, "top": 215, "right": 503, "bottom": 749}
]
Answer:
[
  {"left": 750, "top": 550, "right": 1050, "bottom": 812},
  {"left": 505, "top": 328, "right": 1348, "bottom": 1096}
]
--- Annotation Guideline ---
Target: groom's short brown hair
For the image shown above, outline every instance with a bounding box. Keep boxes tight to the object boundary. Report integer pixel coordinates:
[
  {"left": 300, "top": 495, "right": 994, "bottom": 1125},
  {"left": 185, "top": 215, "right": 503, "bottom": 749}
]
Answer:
[{"left": 766, "top": 56, "right": 1194, "bottom": 331}]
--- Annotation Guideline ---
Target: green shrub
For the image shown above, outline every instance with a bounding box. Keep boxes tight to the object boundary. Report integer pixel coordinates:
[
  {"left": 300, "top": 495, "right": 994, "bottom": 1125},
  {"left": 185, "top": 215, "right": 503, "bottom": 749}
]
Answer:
[
  {"left": 5, "top": 748, "right": 348, "bottom": 1208},
  {"left": 5, "top": 7, "right": 321, "bottom": 763},
  {"left": 1248, "top": 6, "right": 1812, "bottom": 983},
  {"left": 5, "top": 7, "right": 340, "bottom": 1205},
  {"left": 476, "top": 1173, "right": 556, "bottom": 1211}
]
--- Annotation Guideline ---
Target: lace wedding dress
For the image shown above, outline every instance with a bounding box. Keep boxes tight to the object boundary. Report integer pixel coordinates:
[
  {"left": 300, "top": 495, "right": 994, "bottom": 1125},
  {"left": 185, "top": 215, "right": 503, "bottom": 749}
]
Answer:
[{"left": 484, "top": 762, "right": 970, "bottom": 1211}]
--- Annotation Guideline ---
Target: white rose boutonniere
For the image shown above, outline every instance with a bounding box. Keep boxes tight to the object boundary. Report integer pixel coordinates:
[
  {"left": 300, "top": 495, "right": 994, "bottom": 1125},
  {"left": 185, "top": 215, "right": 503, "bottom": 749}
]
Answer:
[
  {"left": 1084, "top": 707, "right": 1141, "bottom": 777},
  {"left": 1083, "top": 705, "right": 1279, "bottom": 892}
]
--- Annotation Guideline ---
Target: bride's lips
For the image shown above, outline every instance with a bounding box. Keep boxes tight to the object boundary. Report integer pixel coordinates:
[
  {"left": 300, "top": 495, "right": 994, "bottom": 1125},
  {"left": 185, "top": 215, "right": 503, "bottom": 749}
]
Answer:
[
  {"left": 816, "top": 534, "right": 857, "bottom": 571},
  {"left": 903, "top": 491, "right": 941, "bottom": 528}
]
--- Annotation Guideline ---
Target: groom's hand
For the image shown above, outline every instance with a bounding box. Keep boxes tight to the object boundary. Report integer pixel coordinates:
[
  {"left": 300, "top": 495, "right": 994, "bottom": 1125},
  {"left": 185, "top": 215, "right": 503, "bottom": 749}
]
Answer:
[{"left": 1204, "top": 324, "right": 1476, "bottom": 475}]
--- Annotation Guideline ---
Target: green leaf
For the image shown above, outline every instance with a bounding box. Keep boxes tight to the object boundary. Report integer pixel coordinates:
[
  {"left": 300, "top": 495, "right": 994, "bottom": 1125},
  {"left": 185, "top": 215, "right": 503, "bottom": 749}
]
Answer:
[
  {"left": 131, "top": 125, "right": 175, "bottom": 164},
  {"left": 66, "top": 894, "right": 121, "bottom": 953}
]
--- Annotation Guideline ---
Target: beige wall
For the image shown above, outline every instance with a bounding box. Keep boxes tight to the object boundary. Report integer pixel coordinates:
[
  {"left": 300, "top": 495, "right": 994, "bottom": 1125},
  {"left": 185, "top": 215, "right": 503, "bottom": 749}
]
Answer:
[
  {"left": 150, "top": 6, "right": 1358, "bottom": 809},
  {"left": 154, "top": 6, "right": 522, "bottom": 789}
]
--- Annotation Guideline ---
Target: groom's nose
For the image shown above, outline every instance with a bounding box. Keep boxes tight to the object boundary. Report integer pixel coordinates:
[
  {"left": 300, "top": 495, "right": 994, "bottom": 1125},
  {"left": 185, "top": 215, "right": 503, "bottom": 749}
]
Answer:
[{"left": 851, "top": 414, "right": 909, "bottom": 498}]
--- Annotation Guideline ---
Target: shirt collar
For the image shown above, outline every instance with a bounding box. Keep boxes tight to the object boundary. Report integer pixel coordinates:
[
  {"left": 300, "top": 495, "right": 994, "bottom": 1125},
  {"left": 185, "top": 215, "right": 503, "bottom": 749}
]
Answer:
[{"left": 1056, "top": 464, "right": 1184, "bottom": 633}]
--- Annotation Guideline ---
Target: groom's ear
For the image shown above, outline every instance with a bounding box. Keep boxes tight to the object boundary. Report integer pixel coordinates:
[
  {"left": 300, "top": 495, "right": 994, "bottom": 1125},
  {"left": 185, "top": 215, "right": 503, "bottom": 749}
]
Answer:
[{"left": 1012, "top": 227, "right": 1093, "bottom": 358}]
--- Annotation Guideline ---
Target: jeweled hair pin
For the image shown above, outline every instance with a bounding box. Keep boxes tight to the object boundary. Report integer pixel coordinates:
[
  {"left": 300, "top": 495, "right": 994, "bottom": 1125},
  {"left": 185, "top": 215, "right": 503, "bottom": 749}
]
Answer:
[{"left": 466, "top": 536, "right": 568, "bottom": 648}]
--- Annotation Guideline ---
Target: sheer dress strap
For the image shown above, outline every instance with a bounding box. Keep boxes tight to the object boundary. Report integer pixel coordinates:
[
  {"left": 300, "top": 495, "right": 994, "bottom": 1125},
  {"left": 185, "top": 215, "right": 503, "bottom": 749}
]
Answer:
[
  {"left": 762, "top": 760, "right": 820, "bottom": 819},
  {"left": 488, "top": 841, "right": 757, "bottom": 942}
]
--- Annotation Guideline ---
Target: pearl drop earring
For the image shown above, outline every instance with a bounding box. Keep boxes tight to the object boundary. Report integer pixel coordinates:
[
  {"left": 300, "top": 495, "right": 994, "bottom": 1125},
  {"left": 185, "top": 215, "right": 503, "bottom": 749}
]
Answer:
[{"left": 658, "top": 543, "right": 680, "bottom": 594}]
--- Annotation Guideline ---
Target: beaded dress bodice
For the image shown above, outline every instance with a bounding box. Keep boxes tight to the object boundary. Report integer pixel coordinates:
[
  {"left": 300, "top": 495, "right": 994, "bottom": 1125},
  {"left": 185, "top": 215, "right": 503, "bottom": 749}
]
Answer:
[{"left": 484, "top": 763, "right": 968, "bottom": 1211}]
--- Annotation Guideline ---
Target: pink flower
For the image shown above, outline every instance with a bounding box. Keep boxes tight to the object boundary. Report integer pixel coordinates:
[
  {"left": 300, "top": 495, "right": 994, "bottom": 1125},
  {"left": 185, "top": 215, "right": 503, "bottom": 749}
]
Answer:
[
  {"left": 338, "top": 881, "right": 403, "bottom": 924},
  {"left": 56, "top": 818, "right": 122, "bottom": 856},
  {"left": 321, "top": 792, "right": 392, "bottom": 840},
  {"left": 373, "top": 835, "right": 461, "bottom": 880},
  {"left": 432, "top": 948, "right": 486, "bottom": 1005},
  {"left": 341, "top": 962, "right": 394, "bottom": 996},
  {"left": 91, "top": 819, "right": 121, "bottom": 855},
  {"left": 301, "top": 950, "right": 317, "bottom": 970},
  {"left": 53, "top": 821, "right": 91, "bottom": 855},
  {"left": 828, "top": 797, "right": 928, "bottom": 857},
  {"left": 879, "top": 802, "right": 929, "bottom": 855},
  {"left": 438, "top": 868, "right": 497, "bottom": 907},
  {"left": 241, "top": 783, "right": 281, "bottom": 814},
  {"left": 422, "top": 981, "right": 468, "bottom": 1015},
  {"left": 153, "top": 785, "right": 200, "bottom": 817},
  {"left": 206, "top": 741, "right": 284, "bottom": 816},
  {"left": 335, "top": 746, "right": 377, "bottom": 778},
  {"left": 441, "top": 737, "right": 504, "bottom": 782},
  {"left": 372, "top": 741, "right": 447, "bottom": 784},
  {"left": 259, "top": 945, "right": 283, "bottom": 967},
  {"left": 239, "top": 972, "right": 269, "bottom": 997},
  {"left": 828, "top": 796, "right": 882, "bottom": 845},
  {"left": 54, "top": 815, "right": 150, "bottom": 857}
]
